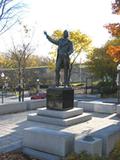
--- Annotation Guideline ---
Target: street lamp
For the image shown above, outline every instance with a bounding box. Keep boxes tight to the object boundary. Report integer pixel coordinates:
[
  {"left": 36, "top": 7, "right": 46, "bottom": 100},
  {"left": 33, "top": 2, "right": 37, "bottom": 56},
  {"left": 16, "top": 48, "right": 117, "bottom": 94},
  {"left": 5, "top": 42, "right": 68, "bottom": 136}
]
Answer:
[
  {"left": 85, "top": 77, "right": 88, "bottom": 94},
  {"left": 36, "top": 79, "right": 40, "bottom": 93},
  {"left": 116, "top": 64, "right": 120, "bottom": 103},
  {"left": 1, "top": 72, "right": 5, "bottom": 103}
]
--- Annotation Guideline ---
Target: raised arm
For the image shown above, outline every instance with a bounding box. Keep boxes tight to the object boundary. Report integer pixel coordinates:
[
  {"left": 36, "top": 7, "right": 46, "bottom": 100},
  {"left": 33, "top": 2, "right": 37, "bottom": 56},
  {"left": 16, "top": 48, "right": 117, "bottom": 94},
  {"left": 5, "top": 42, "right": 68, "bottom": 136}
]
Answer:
[{"left": 44, "top": 31, "right": 59, "bottom": 45}]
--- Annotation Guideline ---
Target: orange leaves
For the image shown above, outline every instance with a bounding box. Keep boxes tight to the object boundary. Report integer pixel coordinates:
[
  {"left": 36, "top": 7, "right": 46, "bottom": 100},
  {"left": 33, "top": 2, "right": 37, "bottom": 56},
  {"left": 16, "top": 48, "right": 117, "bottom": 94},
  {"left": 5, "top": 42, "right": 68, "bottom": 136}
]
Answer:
[
  {"left": 107, "top": 45, "right": 120, "bottom": 62},
  {"left": 112, "top": 0, "right": 120, "bottom": 14},
  {"left": 105, "top": 23, "right": 120, "bottom": 37},
  {"left": 105, "top": 1, "right": 120, "bottom": 62}
]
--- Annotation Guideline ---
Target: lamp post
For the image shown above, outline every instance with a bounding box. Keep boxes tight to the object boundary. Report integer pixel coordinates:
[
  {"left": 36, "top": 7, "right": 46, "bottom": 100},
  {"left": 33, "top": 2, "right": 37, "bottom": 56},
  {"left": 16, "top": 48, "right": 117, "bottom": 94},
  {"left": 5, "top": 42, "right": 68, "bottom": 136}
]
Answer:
[
  {"left": 36, "top": 79, "right": 40, "bottom": 93},
  {"left": 1, "top": 72, "right": 5, "bottom": 103},
  {"left": 4, "top": 77, "right": 8, "bottom": 96},
  {"left": 116, "top": 64, "right": 120, "bottom": 103},
  {"left": 85, "top": 77, "right": 88, "bottom": 94}
]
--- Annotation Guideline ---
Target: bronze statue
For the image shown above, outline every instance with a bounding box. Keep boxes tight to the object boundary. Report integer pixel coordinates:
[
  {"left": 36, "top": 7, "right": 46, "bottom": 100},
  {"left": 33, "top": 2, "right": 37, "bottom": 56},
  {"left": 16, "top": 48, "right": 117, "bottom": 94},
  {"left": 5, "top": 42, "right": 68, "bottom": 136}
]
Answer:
[{"left": 44, "top": 30, "right": 73, "bottom": 86}]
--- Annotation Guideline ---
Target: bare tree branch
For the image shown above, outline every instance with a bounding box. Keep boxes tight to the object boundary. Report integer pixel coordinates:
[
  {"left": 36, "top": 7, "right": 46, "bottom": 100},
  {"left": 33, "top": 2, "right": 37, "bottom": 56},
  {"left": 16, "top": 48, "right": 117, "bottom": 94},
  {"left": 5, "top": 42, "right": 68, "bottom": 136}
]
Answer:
[{"left": 0, "top": 0, "right": 24, "bottom": 35}]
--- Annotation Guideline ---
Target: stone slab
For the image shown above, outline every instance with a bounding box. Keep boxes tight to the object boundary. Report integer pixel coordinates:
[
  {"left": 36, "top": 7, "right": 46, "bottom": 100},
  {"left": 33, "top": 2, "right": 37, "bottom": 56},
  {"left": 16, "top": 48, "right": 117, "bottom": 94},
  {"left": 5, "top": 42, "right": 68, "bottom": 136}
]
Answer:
[
  {"left": 27, "top": 113, "right": 92, "bottom": 126},
  {"left": 92, "top": 124, "right": 120, "bottom": 155},
  {"left": 74, "top": 100, "right": 78, "bottom": 107},
  {"left": 0, "top": 102, "right": 27, "bottom": 115},
  {"left": 37, "top": 107, "right": 83, "bottom": 119},
  {"left": 23, "top": 127, "right": 74, "bottom": 157},
  {"left": 23, "top": 147, "right": 61, "bottom": 160},
  {"left": 78, "top": 101, "right": 116, "bottom": 114},
  {"left": 27, "top": 99, "right": 46, "bottom": 110},
  {"left": 77, "top": 101, "right": 94, "bottom": 112},
  {"left": 117, "top": 104, "right": 120, "bottom": 115},
  {"left": 74, "top": 136, "right": 102, "bottom": 156},
  {"left": 94, "top": 102, "right": 116, "bottom": 114}
]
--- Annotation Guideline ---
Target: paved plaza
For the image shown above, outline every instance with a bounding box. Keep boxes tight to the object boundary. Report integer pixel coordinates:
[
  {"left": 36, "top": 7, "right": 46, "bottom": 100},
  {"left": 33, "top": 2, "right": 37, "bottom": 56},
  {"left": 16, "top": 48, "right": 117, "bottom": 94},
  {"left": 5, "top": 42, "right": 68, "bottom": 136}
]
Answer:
[{"left": 0, "top": 109, "right": 120, "bottom": 153}]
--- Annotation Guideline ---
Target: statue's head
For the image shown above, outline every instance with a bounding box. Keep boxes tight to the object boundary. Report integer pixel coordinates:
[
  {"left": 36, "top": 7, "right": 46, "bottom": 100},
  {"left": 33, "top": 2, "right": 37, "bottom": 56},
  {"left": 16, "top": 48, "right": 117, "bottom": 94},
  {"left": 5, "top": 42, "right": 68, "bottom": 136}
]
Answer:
[{"left": 63, "top": 30, "right": 69, "bottom": 38}]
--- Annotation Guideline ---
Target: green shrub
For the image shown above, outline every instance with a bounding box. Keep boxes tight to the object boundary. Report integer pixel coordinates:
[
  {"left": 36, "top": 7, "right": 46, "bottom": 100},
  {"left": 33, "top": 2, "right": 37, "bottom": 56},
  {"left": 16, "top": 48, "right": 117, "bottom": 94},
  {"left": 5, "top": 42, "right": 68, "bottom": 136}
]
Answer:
[
  {"left": 109, "top": 141, "right": 120, "bottom": 160},
  {"left": 96, "top": 81, "right": 117, "bottom": 96},
  {"left": 66, "top": 141, "right": 120, "bottom": 160},
  {"left": 70, "top": 82, "right": 84, "bottom": 87},
  {"left": 66, "top": 152, "right": 79, "bottom": 160},
  {"left": 66, "top": 152, "right": 108, "bottom": 160}
]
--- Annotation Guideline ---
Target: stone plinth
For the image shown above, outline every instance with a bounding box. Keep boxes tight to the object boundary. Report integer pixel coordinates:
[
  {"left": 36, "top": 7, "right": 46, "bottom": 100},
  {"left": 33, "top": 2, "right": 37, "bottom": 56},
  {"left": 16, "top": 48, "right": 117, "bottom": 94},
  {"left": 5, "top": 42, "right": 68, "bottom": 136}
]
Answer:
[
  {"left": 27, "top": 108, "right": 92, "bottom": 126},
  {"left": 37, "top": 107, "right": 83, "bottom": 118},
  {"left": 47, "top": 87, "right": 74, "bottom": 110},
  {"left": 23, "top": 127, "right": 74, "bottom": 157}
]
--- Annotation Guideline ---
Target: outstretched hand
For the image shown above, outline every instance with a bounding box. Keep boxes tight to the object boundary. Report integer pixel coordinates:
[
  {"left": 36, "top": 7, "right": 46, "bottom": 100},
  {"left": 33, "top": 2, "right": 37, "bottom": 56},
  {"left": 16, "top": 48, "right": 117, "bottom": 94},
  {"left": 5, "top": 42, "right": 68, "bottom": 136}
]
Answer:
[{"left": 44, "top": 31, "right": 47, "bottom": 36}]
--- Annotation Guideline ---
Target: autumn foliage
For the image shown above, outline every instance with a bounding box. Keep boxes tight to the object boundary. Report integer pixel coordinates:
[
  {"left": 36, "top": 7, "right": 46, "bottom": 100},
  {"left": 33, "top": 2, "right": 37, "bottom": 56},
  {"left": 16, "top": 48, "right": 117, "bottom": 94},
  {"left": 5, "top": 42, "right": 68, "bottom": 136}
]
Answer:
[
  {"left": 105, "top": 23, "right": 120, "bottom": 37},
  {"left": 105, "top": 0, "right": 120, "bottom": 63},
  {"left": 112, "top": 0, "right": 120, "bottom": 14},
  {"left": 107, "top": 45, "right": 120, "bottom": 62}
]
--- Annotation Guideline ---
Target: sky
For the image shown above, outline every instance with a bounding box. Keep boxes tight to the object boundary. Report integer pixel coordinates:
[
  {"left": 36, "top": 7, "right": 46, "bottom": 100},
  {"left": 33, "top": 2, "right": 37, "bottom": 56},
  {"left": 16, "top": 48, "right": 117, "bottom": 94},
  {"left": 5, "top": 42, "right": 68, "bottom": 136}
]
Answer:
[{"left": 0, "top": 0, "right": 120, "bottom": 60}]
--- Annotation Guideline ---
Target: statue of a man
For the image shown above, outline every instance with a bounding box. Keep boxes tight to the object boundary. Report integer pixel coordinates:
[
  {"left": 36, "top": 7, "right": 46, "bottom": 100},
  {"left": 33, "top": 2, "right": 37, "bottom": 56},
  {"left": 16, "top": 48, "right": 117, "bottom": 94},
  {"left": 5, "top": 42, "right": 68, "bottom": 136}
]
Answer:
[{"left": 44, "top": 30, "right": 73, "bottom": 86}]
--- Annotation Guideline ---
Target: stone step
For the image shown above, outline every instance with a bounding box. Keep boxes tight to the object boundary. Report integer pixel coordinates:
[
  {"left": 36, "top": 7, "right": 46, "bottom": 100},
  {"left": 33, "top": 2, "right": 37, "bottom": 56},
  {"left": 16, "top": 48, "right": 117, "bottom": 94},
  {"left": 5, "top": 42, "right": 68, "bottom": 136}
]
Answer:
[
  {"left": 27, "top": 113, "right": 92, "bottom": 126},
  {"left": 37, "top": 107, "right": 83, "bottom": 119}
]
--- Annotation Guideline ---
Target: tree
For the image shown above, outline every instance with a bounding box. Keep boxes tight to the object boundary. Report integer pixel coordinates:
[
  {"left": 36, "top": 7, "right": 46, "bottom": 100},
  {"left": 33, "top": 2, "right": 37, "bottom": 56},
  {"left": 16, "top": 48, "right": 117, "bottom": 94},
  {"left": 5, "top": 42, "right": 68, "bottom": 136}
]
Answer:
[
  {"left": 49, "top": 30, "right": 92, "bottom": 81},
  {"left": 105, "top": 23, "right": 120, "bottom": 37},
  {"left": 26, "top": 55, "right": 51, "bottom": 67},
  {"left": 8, "top": 24, "right": 34, "bottom": 101},
  {"left": 86, "top": 47, "right": 116, "bottom": 82},
  {"left": 107, "top": 40, "right": 120, "bottom": 63},
  {"left": 104, "top": 33, "right": 120, "bottom": 63},
  {"left": 112, "top": 0, "right": 120, "bottom": 14},
  {"left": 105, "top": 0, "right": 120, "bottom": 63},
  {"left": 0, "top": 0, "right": 24, "bottom": 35},
  {"left": 104, "top": 25, "right": 120, "bottom": 62},
  {"left": 104, "top": 0, "right": 120, "bottom": 37},
  {"left": 0, "top": 53, "right": 12, "bottom": 67},
  {"left": 86, "top": 46, "right": 117, "bottom": 95},
  {"left": 9, "top": 42, "right": 33, "bottom": 100}
]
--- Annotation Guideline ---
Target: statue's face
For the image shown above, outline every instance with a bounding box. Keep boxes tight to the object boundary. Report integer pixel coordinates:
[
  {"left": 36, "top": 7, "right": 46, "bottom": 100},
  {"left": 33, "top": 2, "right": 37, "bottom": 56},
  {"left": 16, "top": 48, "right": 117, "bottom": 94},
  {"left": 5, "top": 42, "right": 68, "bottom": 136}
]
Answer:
[{"left": 63, "top": 30, "right": 68, "bottom": 38}]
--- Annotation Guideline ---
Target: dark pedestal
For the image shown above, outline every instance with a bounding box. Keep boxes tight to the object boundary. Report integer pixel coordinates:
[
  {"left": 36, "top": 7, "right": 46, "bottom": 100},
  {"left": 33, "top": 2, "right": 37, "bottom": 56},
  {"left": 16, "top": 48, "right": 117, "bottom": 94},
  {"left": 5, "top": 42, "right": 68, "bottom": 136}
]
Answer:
[{"left": 47, "top": 87, "right": 74, "bottom": 110}]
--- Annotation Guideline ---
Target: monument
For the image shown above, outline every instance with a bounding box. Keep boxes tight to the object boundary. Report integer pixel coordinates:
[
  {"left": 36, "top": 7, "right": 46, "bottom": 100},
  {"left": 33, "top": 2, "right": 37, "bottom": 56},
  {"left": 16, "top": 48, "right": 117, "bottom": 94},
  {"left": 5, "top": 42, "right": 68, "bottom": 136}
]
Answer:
[
  {"left": 24, "top": 31, "right": 92, "bottom": 160},
  {"left": 44, "top": 30, "right": 74, "bottom": 110},
  {"left": 27, "top": 30, "right": 91, "bottom": 126}
]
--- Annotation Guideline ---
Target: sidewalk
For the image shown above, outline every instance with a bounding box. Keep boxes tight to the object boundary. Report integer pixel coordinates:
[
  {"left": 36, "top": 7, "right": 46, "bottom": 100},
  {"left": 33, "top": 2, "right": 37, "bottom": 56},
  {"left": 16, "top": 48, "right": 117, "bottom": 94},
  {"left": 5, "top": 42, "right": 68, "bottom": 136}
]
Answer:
[{"left": 0, "top": 110, "right": 36, "bottom": 153}]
